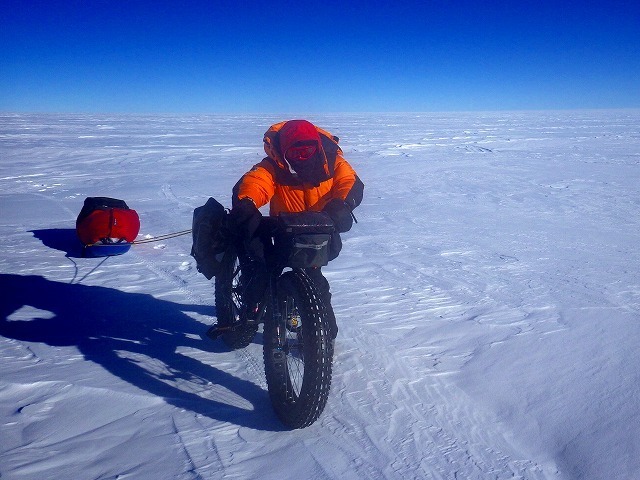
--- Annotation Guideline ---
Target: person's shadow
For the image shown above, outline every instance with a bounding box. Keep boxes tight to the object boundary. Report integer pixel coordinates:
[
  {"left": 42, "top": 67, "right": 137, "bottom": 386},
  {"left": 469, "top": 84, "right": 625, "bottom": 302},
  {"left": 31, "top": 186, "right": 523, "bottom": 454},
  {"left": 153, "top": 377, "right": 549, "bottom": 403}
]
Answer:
[{"left": 0, "top": 273, "right": 283, "bottom": 431}]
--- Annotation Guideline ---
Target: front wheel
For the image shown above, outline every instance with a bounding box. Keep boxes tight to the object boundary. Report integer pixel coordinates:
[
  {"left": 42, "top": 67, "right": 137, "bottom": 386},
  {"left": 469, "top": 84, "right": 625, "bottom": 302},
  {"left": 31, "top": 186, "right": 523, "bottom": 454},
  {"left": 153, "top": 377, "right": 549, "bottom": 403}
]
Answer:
[{"left": 263, "top": 270, "right": 334, "bottom": 429}]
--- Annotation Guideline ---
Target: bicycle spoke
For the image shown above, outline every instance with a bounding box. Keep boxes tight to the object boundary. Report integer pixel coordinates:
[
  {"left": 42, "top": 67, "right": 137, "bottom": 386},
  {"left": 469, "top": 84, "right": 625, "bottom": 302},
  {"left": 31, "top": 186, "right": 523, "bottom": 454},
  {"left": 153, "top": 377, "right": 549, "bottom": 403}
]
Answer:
[{"left": 281, "top": 298, "right": 305, "bottom": 396}]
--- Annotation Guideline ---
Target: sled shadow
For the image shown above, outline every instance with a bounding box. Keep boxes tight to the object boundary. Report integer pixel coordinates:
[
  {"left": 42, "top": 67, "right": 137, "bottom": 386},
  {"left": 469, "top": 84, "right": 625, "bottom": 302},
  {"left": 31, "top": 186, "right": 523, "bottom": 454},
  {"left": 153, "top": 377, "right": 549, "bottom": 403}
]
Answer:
[
  {"left": 30, "top": 228, "right": 85, "bottom": 258},
  {"left": 0, "top": 273, "right": 284, "bottom": 431}
]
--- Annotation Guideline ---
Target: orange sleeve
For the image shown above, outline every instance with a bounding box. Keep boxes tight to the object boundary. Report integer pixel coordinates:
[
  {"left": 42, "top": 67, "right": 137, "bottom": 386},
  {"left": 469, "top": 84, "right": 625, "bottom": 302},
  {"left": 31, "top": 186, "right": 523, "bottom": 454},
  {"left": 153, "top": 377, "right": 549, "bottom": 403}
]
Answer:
[
  {"left": 234, "top": 160, "right": 276, "bottom": 209},
  {"left": 331, "top": 154, "right": 357, "bottom": 201}
]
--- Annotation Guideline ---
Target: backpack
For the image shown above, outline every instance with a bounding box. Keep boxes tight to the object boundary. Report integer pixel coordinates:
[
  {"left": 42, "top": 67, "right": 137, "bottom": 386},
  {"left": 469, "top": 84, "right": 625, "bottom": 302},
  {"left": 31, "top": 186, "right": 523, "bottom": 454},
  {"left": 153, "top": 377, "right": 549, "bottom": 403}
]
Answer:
[{"left": 190, "top": 197, "right": 230, "bottom": 279}]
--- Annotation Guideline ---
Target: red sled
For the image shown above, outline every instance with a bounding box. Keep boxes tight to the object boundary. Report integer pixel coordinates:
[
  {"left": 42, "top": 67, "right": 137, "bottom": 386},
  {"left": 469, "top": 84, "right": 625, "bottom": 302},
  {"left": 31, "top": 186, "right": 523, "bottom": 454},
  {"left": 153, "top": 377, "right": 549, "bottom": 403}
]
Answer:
[{"left": 76, "top": 197, "right": 140, "bottom": 257}]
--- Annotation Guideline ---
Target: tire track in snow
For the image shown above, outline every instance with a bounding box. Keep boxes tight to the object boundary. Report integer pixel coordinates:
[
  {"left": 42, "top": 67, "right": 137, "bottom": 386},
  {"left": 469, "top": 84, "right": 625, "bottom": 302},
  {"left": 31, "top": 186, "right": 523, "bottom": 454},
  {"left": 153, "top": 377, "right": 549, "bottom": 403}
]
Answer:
[
  {"left": 162, "top": 183, "right": 199, "bottom": 211},
  {"left": 171, "top": 414, "right": 214, "bottom": 480}
]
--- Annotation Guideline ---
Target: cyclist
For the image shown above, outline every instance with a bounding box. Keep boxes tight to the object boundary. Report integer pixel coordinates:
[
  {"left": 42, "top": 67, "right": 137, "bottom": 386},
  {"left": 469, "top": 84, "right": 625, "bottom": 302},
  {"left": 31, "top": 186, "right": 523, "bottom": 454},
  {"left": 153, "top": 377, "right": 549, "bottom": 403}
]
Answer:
[{"left": 231, "top": 119, "right": 364, "bottom": 338}]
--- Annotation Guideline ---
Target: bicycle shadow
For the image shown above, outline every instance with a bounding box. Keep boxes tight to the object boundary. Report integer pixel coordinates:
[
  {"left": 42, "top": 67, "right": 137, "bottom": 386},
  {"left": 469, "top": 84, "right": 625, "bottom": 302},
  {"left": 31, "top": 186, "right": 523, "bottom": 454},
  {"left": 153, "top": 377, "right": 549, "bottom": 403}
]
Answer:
[{"left": 0, "top": 273, "right": 283, "bottom": 431}]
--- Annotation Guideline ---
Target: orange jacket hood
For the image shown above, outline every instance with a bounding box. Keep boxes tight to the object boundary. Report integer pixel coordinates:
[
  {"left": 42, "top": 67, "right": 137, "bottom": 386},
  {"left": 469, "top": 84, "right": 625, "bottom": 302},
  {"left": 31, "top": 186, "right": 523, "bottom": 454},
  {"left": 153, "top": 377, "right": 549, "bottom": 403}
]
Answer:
[
  {"left": 263, "top": 120, "right": 341, "bottom": 178},
  {"left": 234, "top": 121, "right": 363, "bottom": 216}
]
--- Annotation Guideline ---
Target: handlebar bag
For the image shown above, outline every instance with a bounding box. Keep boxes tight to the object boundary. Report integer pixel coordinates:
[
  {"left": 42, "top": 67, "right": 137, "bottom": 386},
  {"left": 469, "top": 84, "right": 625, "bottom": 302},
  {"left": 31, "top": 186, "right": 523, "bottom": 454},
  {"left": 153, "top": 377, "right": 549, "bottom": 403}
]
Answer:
[{"left": 276, "top": 212, "right": 334, "bottom": 269}]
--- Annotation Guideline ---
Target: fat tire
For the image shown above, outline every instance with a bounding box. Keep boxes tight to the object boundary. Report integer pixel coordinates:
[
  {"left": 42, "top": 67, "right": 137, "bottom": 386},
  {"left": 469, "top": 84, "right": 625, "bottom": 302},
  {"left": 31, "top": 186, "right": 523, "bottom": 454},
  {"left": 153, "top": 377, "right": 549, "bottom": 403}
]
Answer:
[
  {"left": 214, "top": 247, "right": 258, "bottom": 349},
  {"left": 263, "top": 270, "right": 333, "bottom": 429}
]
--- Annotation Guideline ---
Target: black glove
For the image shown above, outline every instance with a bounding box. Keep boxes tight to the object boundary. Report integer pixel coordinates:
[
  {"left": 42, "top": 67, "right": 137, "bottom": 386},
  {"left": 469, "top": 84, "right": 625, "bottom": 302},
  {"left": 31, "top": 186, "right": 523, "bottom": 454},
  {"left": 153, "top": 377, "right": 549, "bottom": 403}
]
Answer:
[
  {"left": 323, "top": 198, "right": 353, "bottom": 233},
  {"left": 231, "top": 198, "right": 262, "bottom": 240}
]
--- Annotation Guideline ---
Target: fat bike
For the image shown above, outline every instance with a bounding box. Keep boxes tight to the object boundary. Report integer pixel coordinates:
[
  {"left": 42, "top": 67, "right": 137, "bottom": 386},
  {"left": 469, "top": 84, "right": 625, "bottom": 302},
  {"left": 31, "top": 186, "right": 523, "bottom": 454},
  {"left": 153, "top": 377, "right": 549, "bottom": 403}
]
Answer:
[{"left": 208, "top": 212, "right": 336, "bottom": 429}]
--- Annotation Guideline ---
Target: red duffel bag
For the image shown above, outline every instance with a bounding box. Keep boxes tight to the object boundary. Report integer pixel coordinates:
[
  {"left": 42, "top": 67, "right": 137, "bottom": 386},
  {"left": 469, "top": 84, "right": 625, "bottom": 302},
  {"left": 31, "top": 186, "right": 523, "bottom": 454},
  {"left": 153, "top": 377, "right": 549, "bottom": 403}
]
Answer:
[{"left": 76, "top": 197, "right": 140, "bottom": 255}]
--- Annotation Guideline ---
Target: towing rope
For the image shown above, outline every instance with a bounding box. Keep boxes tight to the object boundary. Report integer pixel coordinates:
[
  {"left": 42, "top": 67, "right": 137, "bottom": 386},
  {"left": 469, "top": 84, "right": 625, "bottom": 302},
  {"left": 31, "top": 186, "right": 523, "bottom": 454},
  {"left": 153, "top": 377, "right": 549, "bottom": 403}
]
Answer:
[
  {"left": 87, "top": 229, "right": 192, "bottom": 248},
  {"left": 132, "top": 229, "right": 192, "bottom": 244}
]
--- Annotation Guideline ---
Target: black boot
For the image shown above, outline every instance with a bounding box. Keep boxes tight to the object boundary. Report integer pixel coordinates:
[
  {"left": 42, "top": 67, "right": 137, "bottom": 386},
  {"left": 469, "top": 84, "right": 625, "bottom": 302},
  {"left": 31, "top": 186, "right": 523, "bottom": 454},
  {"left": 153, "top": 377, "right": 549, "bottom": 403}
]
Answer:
[
  {"left": 240, "top": 261, "right": 267, "bottom": 322},
  {"left": 305, "top": 268, "right": 338, "bottom": 339},
  {"left": 324, "top": 300, "right": 338, "bottom": 340}
]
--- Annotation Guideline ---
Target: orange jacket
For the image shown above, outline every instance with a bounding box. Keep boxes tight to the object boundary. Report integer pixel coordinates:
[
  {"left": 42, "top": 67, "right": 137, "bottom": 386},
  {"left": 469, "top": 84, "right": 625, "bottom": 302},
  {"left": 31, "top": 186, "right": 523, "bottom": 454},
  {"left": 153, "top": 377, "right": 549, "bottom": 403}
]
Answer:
[{"left": 233, "top": 121, "right": 364, "bottom": 215}]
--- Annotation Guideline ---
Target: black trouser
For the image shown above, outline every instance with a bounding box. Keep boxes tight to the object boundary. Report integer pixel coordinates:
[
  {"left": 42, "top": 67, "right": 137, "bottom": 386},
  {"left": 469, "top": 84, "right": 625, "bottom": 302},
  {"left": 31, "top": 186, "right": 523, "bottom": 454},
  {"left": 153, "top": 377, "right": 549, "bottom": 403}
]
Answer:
[
  {"left": 303, "top": 267, "right": 338, "bottom": 339},
  {"left": 241, "top": 258, "right": 338, "bottom": 339}
]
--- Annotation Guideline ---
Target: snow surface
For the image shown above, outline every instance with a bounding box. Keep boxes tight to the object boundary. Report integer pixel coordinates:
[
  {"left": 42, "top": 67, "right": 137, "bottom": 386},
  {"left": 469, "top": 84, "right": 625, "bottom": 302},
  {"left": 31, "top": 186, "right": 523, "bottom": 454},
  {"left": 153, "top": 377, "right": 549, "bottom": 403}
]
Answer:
[{"left": 1, "top": 111, "right": 639, "bottom": 480}]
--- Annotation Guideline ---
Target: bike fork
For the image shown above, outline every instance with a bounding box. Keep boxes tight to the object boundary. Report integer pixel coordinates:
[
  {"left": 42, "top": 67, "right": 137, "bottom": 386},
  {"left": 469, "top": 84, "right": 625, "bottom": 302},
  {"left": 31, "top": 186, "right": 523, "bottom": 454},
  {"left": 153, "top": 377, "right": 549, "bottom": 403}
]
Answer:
[{"left": 268, "top": 273, "right": 287, "bottom": 351}]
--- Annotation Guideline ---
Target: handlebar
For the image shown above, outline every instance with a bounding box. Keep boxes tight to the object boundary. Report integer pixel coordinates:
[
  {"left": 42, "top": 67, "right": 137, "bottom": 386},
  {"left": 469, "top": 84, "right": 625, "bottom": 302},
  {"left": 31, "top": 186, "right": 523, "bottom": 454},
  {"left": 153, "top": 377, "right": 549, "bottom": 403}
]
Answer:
[{"left": 258, "top": 211, "right": 335, "bottom": 236}]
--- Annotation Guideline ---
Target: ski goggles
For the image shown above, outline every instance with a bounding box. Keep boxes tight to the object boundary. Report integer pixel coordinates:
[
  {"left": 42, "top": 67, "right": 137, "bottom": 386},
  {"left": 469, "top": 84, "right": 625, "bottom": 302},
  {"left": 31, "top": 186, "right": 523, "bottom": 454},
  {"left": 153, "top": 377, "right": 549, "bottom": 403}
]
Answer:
[{"left": 284, "top": 143, "right": 318, "bottom": 162}]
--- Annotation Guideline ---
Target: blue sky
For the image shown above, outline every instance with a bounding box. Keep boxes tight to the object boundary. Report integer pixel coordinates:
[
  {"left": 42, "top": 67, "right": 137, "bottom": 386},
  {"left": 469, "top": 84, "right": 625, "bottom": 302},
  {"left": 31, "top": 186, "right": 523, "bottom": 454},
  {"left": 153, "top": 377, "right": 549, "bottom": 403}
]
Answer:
[{"left": 1, "top": 0, "right": 639, "bottom": 113}]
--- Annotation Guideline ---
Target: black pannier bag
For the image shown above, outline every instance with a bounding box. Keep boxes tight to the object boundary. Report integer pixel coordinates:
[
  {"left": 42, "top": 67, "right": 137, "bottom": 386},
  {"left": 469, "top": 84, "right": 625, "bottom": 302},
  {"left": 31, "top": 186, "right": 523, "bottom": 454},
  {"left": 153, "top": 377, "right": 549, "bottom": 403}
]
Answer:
[
  {"left": 275, "top": 211, "right": 336, "bottom": 269},
  {"left": 190, "top": 197, "right": 230, "bottom": 279}
]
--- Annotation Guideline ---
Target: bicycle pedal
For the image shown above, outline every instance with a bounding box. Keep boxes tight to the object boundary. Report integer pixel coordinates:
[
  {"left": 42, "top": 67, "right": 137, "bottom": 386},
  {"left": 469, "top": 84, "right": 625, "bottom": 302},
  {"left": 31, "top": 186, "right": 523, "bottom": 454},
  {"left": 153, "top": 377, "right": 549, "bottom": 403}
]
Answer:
[{"left": 206, "top": 325, "right": 232, "bottom": 340}]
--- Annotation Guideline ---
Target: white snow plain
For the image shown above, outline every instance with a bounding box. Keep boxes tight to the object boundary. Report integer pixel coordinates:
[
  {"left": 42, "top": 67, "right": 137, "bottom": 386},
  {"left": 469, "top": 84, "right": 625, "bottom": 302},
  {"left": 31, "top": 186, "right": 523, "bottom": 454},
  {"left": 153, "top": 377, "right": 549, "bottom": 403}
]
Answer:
[{"left": 1, "top": 111, "right": 639, "bottom": 480}]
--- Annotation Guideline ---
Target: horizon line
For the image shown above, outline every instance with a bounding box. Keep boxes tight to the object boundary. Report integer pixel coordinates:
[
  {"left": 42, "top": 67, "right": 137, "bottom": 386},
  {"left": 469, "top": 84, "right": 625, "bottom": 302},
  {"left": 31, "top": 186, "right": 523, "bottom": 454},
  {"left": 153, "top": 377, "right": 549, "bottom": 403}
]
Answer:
[{"left": 2, "top": 107, "right": 640, "bottom": 117}]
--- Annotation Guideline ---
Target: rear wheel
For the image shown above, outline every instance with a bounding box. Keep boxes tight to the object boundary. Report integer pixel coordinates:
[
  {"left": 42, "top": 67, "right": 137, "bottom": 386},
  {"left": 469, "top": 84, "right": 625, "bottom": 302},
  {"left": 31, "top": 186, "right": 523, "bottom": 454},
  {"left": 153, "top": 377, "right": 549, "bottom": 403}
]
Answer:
[
  {"left": 263, "top": 270, "right": 333, "bottom": 428},
  {"left": 214, "top": 248, "right": 258, "bottom": 349}
]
